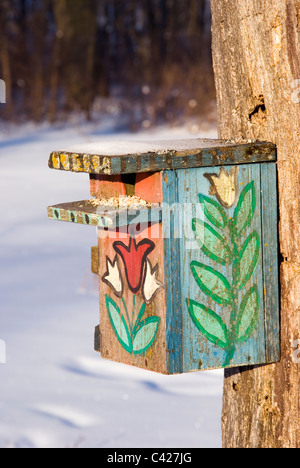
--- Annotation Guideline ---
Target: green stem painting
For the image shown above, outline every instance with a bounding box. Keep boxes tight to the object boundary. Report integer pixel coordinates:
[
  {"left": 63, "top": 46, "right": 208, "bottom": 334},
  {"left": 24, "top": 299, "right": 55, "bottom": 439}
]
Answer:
[
  {"left": 187, "top": 178, "right": 261, "bottom": 367},
  {"left": 105, "top": 295, "right": 160, "bottom": 356}
]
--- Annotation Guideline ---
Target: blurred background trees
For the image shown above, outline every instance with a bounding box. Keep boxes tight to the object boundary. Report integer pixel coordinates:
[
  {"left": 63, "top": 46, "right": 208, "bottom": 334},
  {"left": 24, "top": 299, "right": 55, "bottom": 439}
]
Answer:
[{"left": 0, "top": 0, "right": 215, "bottom": 128}]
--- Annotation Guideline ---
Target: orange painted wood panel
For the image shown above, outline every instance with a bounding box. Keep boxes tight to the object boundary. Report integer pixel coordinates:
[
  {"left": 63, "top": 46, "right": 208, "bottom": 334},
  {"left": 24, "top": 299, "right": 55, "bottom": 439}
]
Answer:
[
  {"left": 135, "top": 172, "right": 163, "bottom": 203},
  {"left": 90, "top": 174, "right": 127, "bottom": 198},
  {"left": 97, "top": 223, "right": 167, "bottom": 374}
]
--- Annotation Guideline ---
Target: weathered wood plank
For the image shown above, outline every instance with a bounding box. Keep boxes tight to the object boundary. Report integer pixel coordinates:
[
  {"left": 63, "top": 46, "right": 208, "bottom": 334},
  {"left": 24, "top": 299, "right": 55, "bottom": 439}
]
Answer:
[
  {"left": 162, "top": 170, "right": 183, "bottom": 374},
  {"left": 260, "top": 163, "right": 280, "bottom": 363},
  {"left": 232, "top": 164, "right": 266, "bottom": 367},
  {"left": 48, "top": 139, "right": 276, "bottom": 175},
  {"left": 91, "top": 246, "right": 99, "bottom": 275},
  {"left": 47, "top": 200, "right": 162, "bottom": 228},
  {"left": 90, "top": 174, "right": 127, "bottom": 198},
  {"left": 98, "top": 225, "right": 168, "bottom": 374},
  {"left": 178, "top": 164, "right": 272, "bottom": 371},
  {"left": 135, "top": 172, "right": 163, "bottom": 204}
]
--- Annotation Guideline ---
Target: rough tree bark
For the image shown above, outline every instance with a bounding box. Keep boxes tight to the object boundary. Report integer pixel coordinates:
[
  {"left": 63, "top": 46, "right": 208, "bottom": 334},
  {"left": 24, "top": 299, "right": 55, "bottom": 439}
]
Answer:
[{"left": 211, "top": 0, "right": 300, "bottom": 448}]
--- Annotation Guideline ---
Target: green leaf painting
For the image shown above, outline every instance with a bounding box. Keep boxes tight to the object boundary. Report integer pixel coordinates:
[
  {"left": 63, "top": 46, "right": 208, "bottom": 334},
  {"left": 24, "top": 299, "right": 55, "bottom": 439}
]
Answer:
[
  {"left": 236, "top": 286, "right": 260, "bottom": 343},
  {"left": 198, "top": 194, "right": 228, "bottom": 229},
  {"left": 132, "top": 317, "right": 161, "bottom": 355},
  {"left": 106, "top": 296, "right": 133, "bottom": 354},
  {"left": 192, "top": 219, "right": 233, "bottom": 265},
  {"left": 235, "top": 232, "right": 260, "bottom": 289},
  {"left": 232, "top": 181, "right": 256, "bottom": 236},
  {"left": 187, "top": 172, "right": 261, "bottom": 367},
  {"left": 187, "top": 300, "right": 229, "bottom": 349},
  {"left": 190, "top": 262, "right": 233, "bottom": 306}
]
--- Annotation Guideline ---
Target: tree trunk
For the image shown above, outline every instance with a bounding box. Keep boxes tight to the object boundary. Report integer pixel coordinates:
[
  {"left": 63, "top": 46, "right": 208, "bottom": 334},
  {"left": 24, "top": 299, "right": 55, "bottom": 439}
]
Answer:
[{"left": 211, "top": 0, "right": 300, "bottom": 448}]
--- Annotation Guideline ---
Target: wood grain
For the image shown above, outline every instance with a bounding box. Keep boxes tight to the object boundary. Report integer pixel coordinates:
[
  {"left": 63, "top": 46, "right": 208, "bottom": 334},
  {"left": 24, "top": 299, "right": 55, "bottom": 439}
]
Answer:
[
  {"left": 91, "top": 246, "right": 99, "bottom": 275},
  {"left": 176, "top": 164, "right": 279, "bottom": 371},
  {"left": 260, "top": 163, "right": 281, "bottom": 363},
  {"left": 162, "top": 170, "right": 183, "bottom": 374},
  {"left": 47, "top": 200, "right": 162, "bottom": 228},
  {"left": 90, "top": 174, "right": 126, "bottom": 198},
  {"left": 98, "top": 225, "right": 168, "bottom": 374},
  {"left": 135, "top": 172, "right": 163, "bottom": 204},
  {"left": 48, "top": 140, "right": 276, "bottom": 175},
  {"left": 211, "top": 0, "right": 300, "bottom": 448}
]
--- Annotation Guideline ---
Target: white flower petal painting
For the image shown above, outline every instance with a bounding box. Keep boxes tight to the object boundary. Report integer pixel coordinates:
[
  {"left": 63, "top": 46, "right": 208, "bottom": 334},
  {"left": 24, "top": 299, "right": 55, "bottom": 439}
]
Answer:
[
  {"left": 143, "top": 259, "right": 163, "bottom": 304},
  {"left": 102, "top": 256, "right": 123, "bottom": 297}
]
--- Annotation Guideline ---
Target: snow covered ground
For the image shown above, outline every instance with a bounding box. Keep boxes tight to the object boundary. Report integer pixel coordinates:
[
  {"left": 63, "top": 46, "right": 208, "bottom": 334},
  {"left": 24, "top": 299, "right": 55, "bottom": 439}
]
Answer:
[{"left": 0, "top": 118, "right": 223, "bottom": 448}]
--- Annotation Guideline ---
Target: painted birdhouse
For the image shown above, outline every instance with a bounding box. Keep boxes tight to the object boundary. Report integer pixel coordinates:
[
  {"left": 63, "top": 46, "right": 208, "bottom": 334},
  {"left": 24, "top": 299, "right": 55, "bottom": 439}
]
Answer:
[{"left": 48, "top": 139, "right": 280, "bottom": 374}]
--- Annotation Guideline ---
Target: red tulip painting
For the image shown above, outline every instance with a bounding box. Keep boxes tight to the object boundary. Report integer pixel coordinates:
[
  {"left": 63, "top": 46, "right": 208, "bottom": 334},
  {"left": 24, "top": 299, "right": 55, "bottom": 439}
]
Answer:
[
  {"left": 102, "top": 236, "right": 162, "bottom": 355},
  {"left": 113, "top": 237, "right": 155, "bottom": 294}
]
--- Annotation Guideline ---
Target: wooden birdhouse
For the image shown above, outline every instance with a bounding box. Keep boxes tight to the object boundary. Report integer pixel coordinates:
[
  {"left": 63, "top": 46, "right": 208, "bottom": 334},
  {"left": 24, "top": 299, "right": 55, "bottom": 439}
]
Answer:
[{"left": 48, "top": 139, "right": 280, "bottom": 374}]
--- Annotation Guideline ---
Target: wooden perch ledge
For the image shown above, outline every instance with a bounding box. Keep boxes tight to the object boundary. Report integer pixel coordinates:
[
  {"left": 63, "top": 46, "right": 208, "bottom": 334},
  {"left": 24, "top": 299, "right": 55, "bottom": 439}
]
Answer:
[{"left": 47, "top": 200, "right": 162, "bottom": 228}]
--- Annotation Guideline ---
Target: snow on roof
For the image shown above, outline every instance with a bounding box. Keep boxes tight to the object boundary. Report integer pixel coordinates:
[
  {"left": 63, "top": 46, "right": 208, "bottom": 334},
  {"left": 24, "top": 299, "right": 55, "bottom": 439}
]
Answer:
[{"left": 58, "top": 138, "right": 224, "bottom": 156}]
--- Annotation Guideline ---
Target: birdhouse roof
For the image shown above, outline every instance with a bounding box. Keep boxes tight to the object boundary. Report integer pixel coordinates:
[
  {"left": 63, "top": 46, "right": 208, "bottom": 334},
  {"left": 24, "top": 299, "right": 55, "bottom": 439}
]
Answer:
[{"left": 48, "top": 138, "right": 276, "bottom": 175}]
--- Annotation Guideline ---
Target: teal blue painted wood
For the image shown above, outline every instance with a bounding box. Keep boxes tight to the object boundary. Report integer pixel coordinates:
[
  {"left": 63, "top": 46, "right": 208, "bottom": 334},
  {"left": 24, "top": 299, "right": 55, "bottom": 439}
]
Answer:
[
  {"left": 161, "top": 163, "right": 280, "bottom": 372},
  {"left": 177, "top": 165, "right": 264, "bottom": 370},
  {"left": 260, "top": 163, "right": 281, "bottom": 362},
  {"left": 162, "top": 171, "right": 183, "bottom": 374}
]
